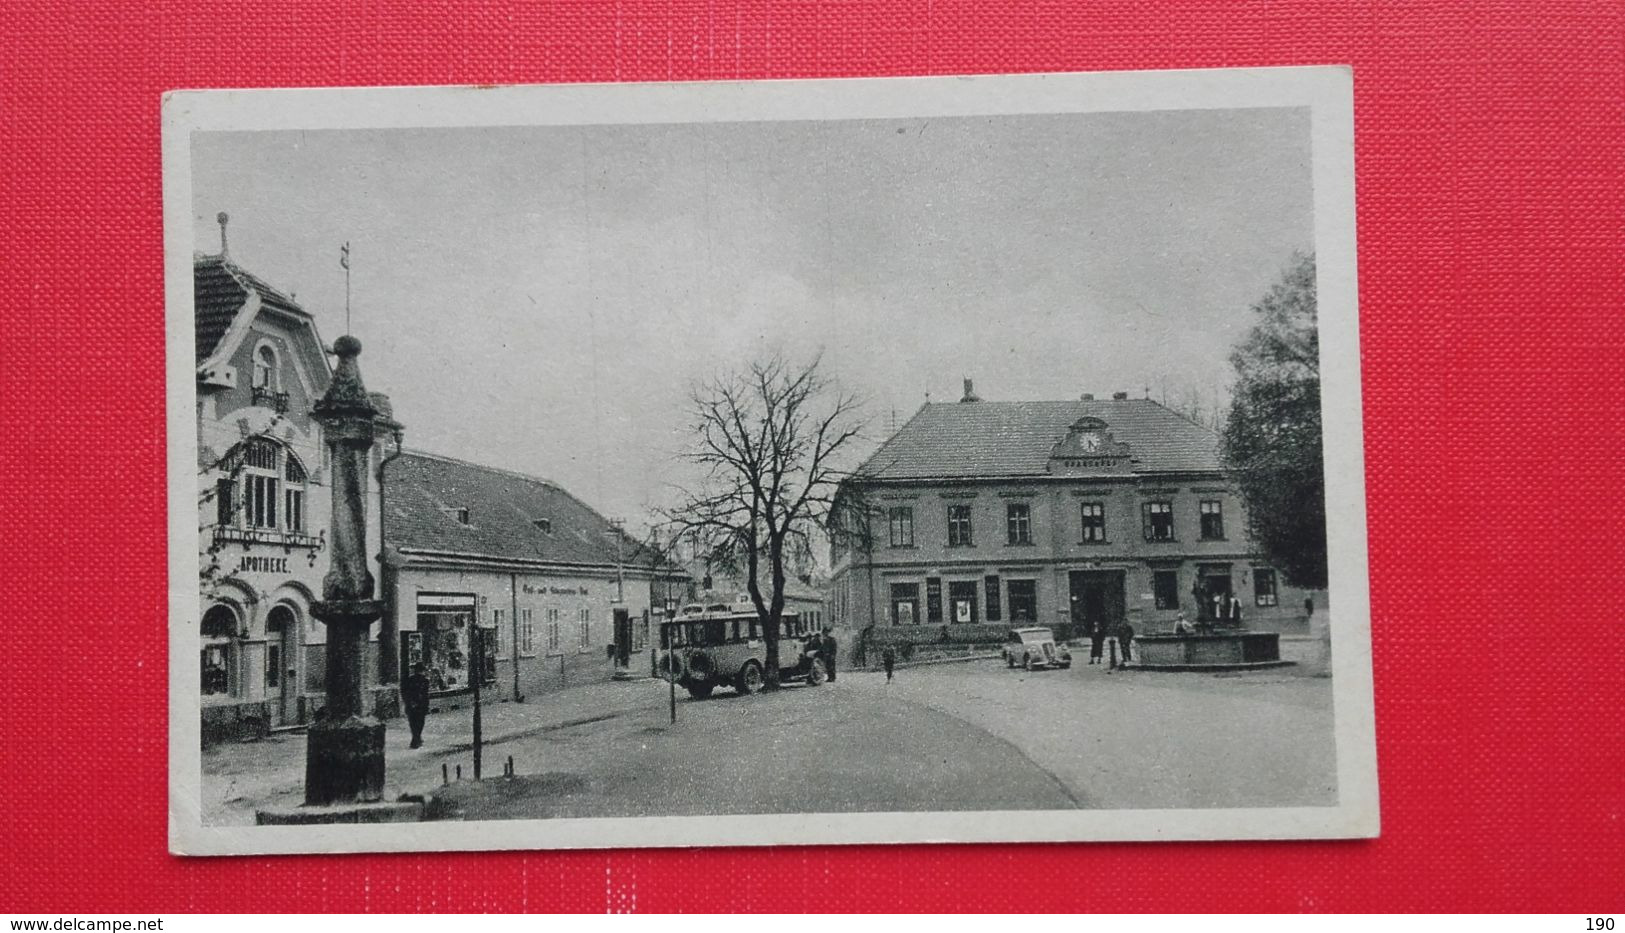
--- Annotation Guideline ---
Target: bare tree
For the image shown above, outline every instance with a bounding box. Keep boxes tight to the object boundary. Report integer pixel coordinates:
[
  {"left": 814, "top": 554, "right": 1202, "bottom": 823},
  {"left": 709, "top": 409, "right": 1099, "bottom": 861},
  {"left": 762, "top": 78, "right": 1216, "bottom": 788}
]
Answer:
[{"left": 661, "top": 353, "right": 867, "bottom": 688}]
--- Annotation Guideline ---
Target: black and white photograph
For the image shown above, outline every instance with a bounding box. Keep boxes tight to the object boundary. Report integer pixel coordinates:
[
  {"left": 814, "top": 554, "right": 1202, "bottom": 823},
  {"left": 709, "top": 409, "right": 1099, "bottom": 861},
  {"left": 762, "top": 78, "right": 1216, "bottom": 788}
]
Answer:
[{"left": 165, "top": 68, "right": 1376, "bottom": 854}]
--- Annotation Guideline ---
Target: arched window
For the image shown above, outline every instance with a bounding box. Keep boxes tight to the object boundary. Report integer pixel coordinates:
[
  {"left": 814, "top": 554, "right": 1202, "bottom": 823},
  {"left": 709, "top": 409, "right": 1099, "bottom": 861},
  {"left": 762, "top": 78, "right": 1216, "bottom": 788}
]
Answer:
[
  {"left": 228, "top": 439, "right": 307, "bottom": 534},
  {"left": 252, "top": 345, "right": 276, "bottom": 390},
  {"left": 201, "top": 604, "right": 238, "bottom": 696}
]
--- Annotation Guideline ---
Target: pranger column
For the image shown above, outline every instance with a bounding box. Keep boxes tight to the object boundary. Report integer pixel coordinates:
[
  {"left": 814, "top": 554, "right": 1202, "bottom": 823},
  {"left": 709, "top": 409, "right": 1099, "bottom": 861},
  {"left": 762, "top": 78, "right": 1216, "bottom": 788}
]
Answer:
[{"left": 306, "top": 335, "right": 385, "bottom": 805}]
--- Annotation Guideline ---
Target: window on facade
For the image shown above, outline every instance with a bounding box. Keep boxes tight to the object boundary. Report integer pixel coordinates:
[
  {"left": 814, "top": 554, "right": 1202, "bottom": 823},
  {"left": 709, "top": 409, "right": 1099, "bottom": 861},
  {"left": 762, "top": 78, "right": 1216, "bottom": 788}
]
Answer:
[
  {"left": 1254, "top": 568, "right": 1279, "bottom": 607},
  {"left": 520, "top": 608, "right": 536, "bottom": 655},
  {"left": 1006, "top": 503, "right": 1031, "bottom": 545},
  {"left": 947, "top": 505, "right": 974, "bottom": 547},
  {"left": 984, "top": 575, "right": 1002, "bottom": 622},
  {"left": 1153, "top": 570, "right": 1180, "bottom": 610},
  {"left": 1199, "top": 500, "right": 1225, "bottom": 539},
  {"left": 887, "top": 506, "right": 914, "bottom": 547},
  {"left": 1143, "top": 501, "right": 1175, "bottom": 541},
  {"left": 948, "top": 580, "right": 978, "bottom": 624},
  {"left": 215, "top": 478, "right": 234, "bottom": 527},
  {"left": 890, "top": 582, "right": 920, "bottom": 625},
  {"left": 455, "top": 507, "right": 471, "bottom": 525},
  {"left": 577, "top": 607, "right": 591, "bottom": 650},
  {"left": 231, "top": 440, "right": 306, "bottom": 533},
  {"left": 1080, "top": 502, "right": 1106, "bottom": 542},
  {"left": 284, "top": 489, "right": 304, "bottom": 533},
  {"left": 252, "top": 345, "right": 275, "bottom": 390},
  {"left": 200, "top": 605, "right": 236, "bottom": 697},
  {"left": 546, "top": 608, "right": 561, "bottom": 653},
  {"left": 1007, "top": 579, "right": 1037, "bottom": 622},
  {"left": 492, "top": 608, "right": 507, "bottom": 657}
]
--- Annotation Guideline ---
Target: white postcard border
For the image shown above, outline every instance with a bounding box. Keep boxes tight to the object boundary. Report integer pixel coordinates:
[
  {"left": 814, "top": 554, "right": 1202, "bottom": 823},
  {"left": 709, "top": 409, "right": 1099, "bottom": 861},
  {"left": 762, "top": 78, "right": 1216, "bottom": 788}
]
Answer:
[{"left": 165, "top": 66, "right": 1376, "bottom": 856}]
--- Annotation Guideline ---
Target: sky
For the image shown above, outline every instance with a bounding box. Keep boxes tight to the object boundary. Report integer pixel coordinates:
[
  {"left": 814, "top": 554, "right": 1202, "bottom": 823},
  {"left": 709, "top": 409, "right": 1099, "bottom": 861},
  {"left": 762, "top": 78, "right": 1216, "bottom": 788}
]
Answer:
[{"left": 191, "top": 107, "right": 1313, "bottom": 534}]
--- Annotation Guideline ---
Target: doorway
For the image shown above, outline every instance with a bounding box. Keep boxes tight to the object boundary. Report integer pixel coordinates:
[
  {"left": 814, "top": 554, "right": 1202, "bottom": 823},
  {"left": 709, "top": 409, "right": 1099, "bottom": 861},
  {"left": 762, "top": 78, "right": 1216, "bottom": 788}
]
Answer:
[
  {"left": 266, "top": 605, "right": 298, "bottom": 727},
  {"left": 1196, "top": 565, "right": 1234, "bottom": 621},
  {"left": 1069, "top": 570, "right": 1125, "bottom": 636},
  {"left": 612, "top": 608, "right": 632, "bottom": 668}
]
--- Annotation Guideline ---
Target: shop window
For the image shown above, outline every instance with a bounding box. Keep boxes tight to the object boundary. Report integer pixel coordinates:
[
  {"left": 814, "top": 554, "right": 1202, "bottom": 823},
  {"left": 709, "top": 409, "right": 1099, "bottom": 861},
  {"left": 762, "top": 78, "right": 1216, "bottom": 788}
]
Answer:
[
  {"left": 1200, "top": 500, "right": 1226, "bottom": 539},
  {"left": 415, "top": 595, "right": 476, "bottom": 693},
  {"left": 1142, "top": 501, "right": 1174, "bottom": 541},
  {"left": 1007, "top": 580, "right": 1037, "bottom": 622},
  {"left": 889, "top": 582, "right": 919, "bottom": 625},
  {"left": 1153, "top": 571, "right": 1180, "bottom": 610},
  {"left": 947, "top": 505, "right": 974, "bottom": 547},
  {"left": 200, "top": 605, "right": 236, "bottom": 696},
  {"left": 1006, "top": 503, "right": 1031, "bottom": 545},
  {"left": 887, "top": 507, "right": 914, "bottom": 547},
  {"left": 984, "top": 575, "right": 1002, "bottom": 622},
  {"left": 1080, "top": 502, "right": 1106, "bottom": 542},
  {"left": 1254, "top": 568, "right": 1279, "bottom": 607}
]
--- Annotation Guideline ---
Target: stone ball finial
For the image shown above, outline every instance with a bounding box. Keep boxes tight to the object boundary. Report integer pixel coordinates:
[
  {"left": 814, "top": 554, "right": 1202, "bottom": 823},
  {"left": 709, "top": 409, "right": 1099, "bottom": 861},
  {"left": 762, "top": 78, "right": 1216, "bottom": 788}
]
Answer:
[
  {"left": 216, "top": 211, "right": 228, "bottom": 224},
  {"left": 333, "top": 335, "right": 363, "bottom": 357}
]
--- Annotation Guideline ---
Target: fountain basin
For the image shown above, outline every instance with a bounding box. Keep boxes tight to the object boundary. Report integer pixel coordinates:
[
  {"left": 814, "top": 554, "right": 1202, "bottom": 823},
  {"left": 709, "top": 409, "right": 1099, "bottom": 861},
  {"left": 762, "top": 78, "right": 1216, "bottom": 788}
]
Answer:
[{"left": 1133, "top": 631, "right": 1294, "bottom": 672}]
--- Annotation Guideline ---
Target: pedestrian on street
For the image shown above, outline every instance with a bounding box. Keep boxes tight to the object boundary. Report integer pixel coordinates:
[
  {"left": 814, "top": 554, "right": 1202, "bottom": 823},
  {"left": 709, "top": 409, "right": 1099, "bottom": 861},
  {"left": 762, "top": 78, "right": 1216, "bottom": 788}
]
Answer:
[
  {"left": 1304, "top": 595, "right": 1315, "bottom": 618},
  {"left": 1088, "top": 619, "right": 1106, "bottom": 664},
  {"left": 1113, "top": 620, "right": 1135, "bottom": 668},
  {"left": 881, "top": 645, "right": 896, "bottom": 683},
  {"left": 821, "top": 630, "right": 838, "bottom": 682},
  {"left": 403, "top": 661, "right": 431, "bottom": 749}
]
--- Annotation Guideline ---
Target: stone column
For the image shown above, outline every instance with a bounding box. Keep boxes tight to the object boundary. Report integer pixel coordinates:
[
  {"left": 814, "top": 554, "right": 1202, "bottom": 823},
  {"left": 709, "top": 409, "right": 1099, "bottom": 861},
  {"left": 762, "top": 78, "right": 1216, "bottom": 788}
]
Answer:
[{"left": 305, "top": 335, "right": 386, "bottom": 806}]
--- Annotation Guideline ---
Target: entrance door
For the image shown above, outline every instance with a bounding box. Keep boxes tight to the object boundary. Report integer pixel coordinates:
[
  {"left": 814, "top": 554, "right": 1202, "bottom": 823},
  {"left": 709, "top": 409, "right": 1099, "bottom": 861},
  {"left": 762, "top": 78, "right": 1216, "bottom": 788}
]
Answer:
[
  {"left": 266, "top": 605, "right": 298, "bottom": 727},
  {"left": 1196, "top": 566, "right": 1233, "bottom": 621},
  {"left": 1069, "top": 571, "right": 1126, "bottom": 636}
]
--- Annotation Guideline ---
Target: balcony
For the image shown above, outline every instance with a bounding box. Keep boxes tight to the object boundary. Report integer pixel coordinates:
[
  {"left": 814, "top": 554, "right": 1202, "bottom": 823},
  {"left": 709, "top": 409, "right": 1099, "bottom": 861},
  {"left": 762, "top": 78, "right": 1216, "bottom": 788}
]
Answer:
[
  {"left": 212, "top": 525, "right": 322, "bottom": 551},
  {"left": 251, "top": 386, "right": 291, "bottom": 413}
]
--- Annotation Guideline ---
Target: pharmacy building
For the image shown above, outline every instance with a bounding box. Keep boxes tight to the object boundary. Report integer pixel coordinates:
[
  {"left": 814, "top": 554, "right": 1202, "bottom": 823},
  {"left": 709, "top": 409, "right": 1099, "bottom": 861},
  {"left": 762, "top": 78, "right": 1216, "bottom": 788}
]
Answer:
[
  {"left": 828, "top": 382, "right": 1323, "bottom": 650},
  {"left": 195, "top": 248, "right": 402, "bottom": 743}
]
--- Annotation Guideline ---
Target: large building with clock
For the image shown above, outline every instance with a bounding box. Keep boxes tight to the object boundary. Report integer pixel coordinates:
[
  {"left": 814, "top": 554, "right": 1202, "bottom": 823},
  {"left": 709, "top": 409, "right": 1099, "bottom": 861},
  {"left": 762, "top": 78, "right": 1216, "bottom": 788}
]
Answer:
[
  {"left": 194, "top": 234, "right": 401, "bottom": 744},
  {"left": 827, "top": 380, "right": 1323, "bottom": 656}
]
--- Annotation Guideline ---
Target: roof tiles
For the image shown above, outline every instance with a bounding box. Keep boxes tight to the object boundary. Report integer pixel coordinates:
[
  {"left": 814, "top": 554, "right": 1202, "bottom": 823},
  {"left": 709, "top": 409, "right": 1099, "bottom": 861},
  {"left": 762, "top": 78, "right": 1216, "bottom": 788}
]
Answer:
[{"left": 857, "top": 399, "right": 1223, "bottom": 480}]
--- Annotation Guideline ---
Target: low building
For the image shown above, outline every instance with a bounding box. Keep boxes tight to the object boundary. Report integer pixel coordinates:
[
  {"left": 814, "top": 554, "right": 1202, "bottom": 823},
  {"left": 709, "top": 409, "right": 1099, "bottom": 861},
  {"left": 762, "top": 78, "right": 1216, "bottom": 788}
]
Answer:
[
  {"left": 383, "top": 451, "right": 676, "bottom": 705},
  {"left": 194, "top": 239, "right": 400, "bottom": 743},
  {"left": 828, "top": 382, "right": 1323, "bottom": 660}
]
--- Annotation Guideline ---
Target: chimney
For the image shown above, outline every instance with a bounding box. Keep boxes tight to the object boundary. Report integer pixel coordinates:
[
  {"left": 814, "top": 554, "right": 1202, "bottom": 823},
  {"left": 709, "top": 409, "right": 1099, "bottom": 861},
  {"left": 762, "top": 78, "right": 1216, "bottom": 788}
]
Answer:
[
  {"left": 216, "top": 212, "right": 230, "bottom": 256},
  {"left": 1112, "top": 391, "right": 1129, "bottom": 400},
  {"left": 1080, "top": 392, "right": 1095, "bottom": 401},
  {"left": 960, "top": 378, "right": 981, "bottom": 403}
]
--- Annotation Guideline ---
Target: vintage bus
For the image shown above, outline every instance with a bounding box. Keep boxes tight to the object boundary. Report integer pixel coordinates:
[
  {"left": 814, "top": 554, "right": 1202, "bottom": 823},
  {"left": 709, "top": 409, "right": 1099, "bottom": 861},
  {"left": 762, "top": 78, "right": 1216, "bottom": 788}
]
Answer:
[{"left": 658, "top": 602, "right": 828, "bottom": 698}]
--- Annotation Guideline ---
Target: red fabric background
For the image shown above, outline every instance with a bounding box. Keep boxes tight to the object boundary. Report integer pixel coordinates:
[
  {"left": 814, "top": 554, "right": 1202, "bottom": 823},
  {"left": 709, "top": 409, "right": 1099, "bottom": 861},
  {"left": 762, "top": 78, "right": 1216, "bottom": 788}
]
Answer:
[{"left": 2, "top": 0, "right": 1622, "bottom": 913}]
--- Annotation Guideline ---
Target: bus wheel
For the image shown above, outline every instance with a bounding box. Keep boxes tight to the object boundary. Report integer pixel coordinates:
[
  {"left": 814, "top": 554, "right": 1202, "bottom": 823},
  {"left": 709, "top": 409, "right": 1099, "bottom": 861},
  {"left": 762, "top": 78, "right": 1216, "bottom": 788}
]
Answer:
[
  {"left": 806, "top": 659, "right": 827, "bottom": 686},
  {"left": 737, "top": 661, "right": 764, "bottom": 695},
  {"left": 685, "top": 682, "right": 714, "bottom": 699}
]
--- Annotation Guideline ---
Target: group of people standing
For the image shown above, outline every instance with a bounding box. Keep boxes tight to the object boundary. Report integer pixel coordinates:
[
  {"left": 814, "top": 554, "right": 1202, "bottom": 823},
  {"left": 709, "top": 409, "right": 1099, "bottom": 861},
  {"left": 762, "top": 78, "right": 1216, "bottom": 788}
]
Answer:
[{"left": 1085, "top": 619, "right": 1136, "bottom": 666}]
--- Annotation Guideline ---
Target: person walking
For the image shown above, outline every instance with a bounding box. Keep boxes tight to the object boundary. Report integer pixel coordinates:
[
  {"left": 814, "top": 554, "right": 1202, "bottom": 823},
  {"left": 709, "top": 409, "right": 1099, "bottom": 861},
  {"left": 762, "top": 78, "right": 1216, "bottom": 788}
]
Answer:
[
  {"left": 1113, "top": 619, "right": 1135, "bottom": 668},
  {"left": 821, "top": 629, "right": 838, "bottom": 682},
  {"left": 1088, "top": 618, "right": 1107, "bottom": 664},
  {"left": 881, "top": 645, "right": 896, "bottom": 683},
  {"left": 402, "top": 662, "right": 431, "bottom": 749}
]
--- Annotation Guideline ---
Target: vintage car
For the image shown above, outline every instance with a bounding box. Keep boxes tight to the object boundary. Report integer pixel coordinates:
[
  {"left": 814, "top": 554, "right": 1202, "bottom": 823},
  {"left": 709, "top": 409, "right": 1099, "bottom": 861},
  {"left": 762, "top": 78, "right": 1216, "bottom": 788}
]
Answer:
[
  {"left": 657, "top": 603, "right": 827, "bottom": 698},
  {"left": 1002, "top": 626, "right": 1072, "bottom": 670}
]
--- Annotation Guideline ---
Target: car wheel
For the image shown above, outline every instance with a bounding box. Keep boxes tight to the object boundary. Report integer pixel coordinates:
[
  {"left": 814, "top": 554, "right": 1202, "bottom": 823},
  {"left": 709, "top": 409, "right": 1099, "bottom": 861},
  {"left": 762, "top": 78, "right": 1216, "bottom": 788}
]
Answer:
[
  {"left": 1023, "top": 656, "right": 1033, "bottom": 672},
  {"left": 807, "top": 659, "right": 827, "bottom": 686},
  {"left": 685, "top": 682, "right": 714, "bottom": 699},
  {"left": 1005, "top": 652, "right": 1015, "bottom": 668},
  {"left": 737, "top": 661, "right": 764, "bottom": 695}
]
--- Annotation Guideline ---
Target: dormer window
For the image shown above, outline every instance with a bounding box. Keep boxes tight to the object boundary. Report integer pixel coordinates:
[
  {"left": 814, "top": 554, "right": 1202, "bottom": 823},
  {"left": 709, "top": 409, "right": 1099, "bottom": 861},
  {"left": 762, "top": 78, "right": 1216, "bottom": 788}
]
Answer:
[
  {"left": 252, "top": 345, "right": 276, "bottom": 391},
  {"left": 456, "top": 508, "right": 471, "bottom": 525},
  {"left": 533, "top": 518, "right": 552, "bottom": 534}
]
